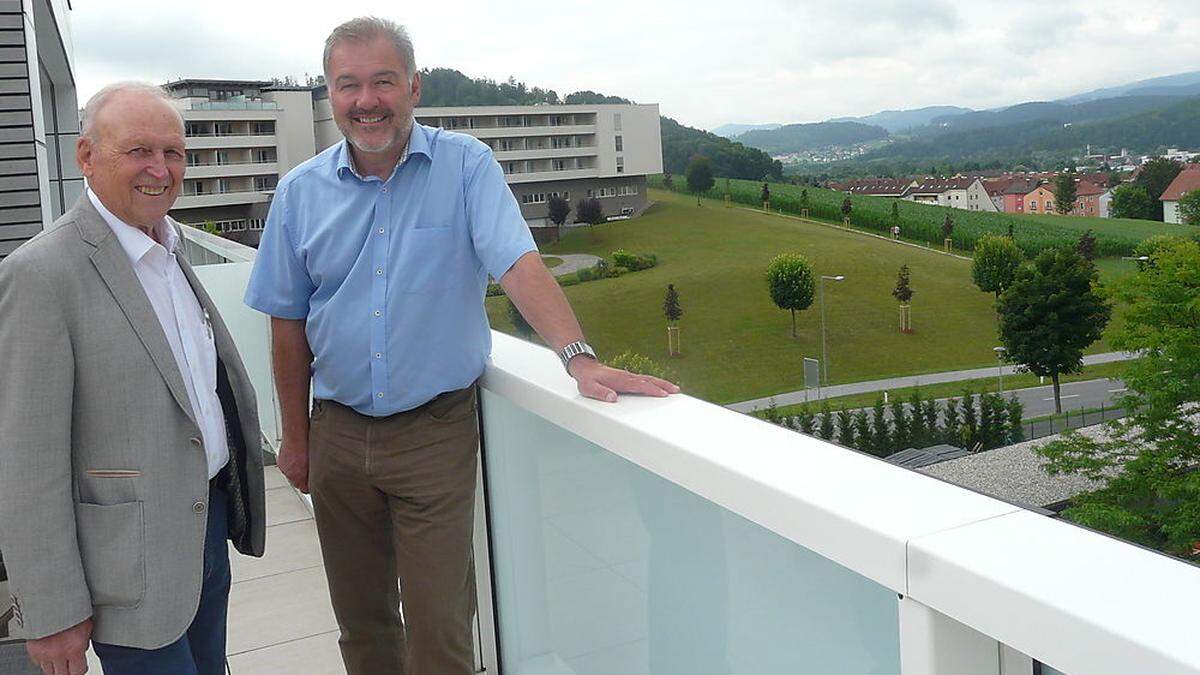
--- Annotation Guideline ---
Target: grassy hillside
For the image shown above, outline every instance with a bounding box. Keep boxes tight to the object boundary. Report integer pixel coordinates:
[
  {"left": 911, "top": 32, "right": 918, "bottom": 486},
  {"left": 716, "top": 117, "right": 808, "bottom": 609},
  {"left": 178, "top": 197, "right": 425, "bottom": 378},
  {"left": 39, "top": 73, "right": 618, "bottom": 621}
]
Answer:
[
  {"left": 653, "top": 176, "right": 1191, "bottom": 257},
  {"left": 487, "top": 190, "right": 1127, "bottom": 404}
]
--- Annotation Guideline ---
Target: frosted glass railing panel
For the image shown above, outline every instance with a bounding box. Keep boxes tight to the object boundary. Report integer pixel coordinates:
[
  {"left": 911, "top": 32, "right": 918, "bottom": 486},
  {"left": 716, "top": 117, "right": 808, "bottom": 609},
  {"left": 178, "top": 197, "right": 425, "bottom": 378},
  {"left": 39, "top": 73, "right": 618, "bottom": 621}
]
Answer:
[
  {"left": 482, "top": 391, "right": 900, "bottom": 675},
  {"left": 1040, "top": 663, "right": 1068, "bottom": 675},
  {"left": 192, "top": 261, "right": 280, "bottom": 449}
]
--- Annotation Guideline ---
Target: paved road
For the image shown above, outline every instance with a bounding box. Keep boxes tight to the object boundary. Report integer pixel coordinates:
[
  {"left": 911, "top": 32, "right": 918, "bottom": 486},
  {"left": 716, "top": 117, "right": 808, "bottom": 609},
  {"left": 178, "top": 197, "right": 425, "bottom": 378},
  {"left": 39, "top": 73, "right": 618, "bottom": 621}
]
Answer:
[
  {"left": 727, "top": 351, "right": 1138, "bottom": 413},
  {"left": 547, "top": 253, "right": 601, "bottom": 276}
]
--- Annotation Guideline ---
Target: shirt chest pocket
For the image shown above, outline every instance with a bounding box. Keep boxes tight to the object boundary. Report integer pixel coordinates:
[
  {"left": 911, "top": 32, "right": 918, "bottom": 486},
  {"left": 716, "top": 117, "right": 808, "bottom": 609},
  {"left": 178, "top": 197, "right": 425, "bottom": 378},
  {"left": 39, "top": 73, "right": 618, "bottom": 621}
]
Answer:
[{"left": 401, "top": 226, "right": 478, "bottom": 293}]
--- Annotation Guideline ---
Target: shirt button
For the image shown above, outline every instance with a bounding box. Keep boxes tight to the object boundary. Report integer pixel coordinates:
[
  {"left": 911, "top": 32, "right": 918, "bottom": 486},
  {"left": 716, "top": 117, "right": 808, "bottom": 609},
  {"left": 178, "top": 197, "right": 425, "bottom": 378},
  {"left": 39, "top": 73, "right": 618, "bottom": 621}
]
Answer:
[
  {"left": 378, "top": 228, "right": 385, "bottom": 234},
  {"left": 376, "top": 268, "right": 383, "bottom": 276},
  {"left": 374, "top": 310, "right": 381, "bottom": 317},
  {"left": 374, "top": 352, "right": 382, "bottom": 359},
  {"left": 377, "top": 392, "right": 385, "bottom": 398},
  {"left": 381, "top": 187, "right": 388, "bottom": 193},
  {"left": 193, "top": 501, "right": 206, "bottom": 514}
]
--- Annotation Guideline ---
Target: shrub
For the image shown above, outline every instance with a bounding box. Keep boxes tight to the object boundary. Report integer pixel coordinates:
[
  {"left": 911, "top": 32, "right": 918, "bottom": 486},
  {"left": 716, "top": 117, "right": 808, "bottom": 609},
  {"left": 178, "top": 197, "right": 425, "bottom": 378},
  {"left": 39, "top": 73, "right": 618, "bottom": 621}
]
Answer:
[
  {"left": 607, "top": 350, "right": 676, "bottom": 382},
  {"left": 576, "top": 267, "right": 595, "bottom": 282},
  {"left": 609, "top": 266, "right": 630, "bottom": 277},
  {"left": 612, "top": 249, "right": 657, "bottom": 271},
  {"left": 557, "top": 274, "right": 580, "bottom": 287},
  {"left": 486, "top": 282, "right": 505, "bottom": 297}
]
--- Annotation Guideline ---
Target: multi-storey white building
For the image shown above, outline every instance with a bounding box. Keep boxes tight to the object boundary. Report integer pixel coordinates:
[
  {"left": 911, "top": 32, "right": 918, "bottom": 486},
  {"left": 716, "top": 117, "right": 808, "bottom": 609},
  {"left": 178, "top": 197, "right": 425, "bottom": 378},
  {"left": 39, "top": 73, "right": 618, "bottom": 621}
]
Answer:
[
  {"left": 0, "top": 0, "right": 79, "bottom": 263},
  {"left": 163, "top": 79, "right": 316, "bottom": 239},
  {"left": 159, "top": 80, "right": 662, "bottom": 245},
  {"left": 312, "top": 90, "right": 662, "bottom": 241}
]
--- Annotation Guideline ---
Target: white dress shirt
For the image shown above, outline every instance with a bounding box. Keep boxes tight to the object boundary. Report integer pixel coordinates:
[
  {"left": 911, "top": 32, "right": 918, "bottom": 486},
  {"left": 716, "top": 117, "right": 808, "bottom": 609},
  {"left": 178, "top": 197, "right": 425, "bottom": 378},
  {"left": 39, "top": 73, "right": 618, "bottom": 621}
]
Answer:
[{"left": 87, "top": 188, "right": 230, "bottom": 479}]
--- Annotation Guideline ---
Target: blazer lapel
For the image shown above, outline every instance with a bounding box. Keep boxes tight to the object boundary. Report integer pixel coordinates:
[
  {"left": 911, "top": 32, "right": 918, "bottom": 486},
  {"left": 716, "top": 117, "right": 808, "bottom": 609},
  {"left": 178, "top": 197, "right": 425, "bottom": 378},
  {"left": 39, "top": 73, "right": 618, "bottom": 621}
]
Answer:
[{"left": 75, "top": 196, "right": 200, "bottom": 430}]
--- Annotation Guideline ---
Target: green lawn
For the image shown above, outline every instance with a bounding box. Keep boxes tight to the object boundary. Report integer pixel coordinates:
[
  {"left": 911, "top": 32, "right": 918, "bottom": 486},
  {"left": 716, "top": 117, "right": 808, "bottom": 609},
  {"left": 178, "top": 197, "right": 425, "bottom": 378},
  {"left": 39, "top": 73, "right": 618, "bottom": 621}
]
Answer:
[{"left": 487, "top": 190, "right": 1130, "bottom": 404}]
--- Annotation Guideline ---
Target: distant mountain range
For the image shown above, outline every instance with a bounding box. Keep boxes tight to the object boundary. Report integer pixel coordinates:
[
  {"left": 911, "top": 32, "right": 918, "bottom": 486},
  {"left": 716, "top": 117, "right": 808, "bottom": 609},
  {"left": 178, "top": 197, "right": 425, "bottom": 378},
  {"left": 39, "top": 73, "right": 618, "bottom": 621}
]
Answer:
[
  {"left": 1059, "top": 70, "right": 1200, "bottom": 104},
  {"left": 828, "top": 106, "right": 972, "bottom": 132},
  {"left": 717, "top": 70, "right": 1200, "bottom": 167}
]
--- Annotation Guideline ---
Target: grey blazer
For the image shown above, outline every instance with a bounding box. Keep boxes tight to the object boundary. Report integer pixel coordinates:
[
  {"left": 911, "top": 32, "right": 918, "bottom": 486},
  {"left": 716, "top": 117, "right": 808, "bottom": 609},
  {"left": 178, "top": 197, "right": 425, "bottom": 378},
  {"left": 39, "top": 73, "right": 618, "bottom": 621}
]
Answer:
[{"left": 0, "top": 195, "right": 266, "bottom": 649}]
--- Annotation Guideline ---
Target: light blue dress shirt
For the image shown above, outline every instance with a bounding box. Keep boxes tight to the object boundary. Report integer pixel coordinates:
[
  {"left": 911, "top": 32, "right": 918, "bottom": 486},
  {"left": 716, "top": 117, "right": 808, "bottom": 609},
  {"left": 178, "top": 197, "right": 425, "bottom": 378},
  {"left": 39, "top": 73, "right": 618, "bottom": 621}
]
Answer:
[{"left": 244, "top": 122, "right": 537, "bottom": 416}]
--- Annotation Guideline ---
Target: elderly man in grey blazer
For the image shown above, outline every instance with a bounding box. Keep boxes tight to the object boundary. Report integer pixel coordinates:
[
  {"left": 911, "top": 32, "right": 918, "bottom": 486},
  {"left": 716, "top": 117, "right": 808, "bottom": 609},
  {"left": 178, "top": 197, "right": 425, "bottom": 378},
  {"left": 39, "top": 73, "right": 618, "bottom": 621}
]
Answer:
[{"left": 0, "top": 82, "right": 266, "bottom": 675}]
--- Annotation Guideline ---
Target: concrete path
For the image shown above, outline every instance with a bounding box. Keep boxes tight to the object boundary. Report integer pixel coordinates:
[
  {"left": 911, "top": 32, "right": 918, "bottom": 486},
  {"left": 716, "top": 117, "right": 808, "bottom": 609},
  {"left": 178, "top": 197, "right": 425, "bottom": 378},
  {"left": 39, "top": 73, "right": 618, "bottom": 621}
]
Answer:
[
  {"left": 727, "top": 351, "right": 1139, "bottom": 413},
  {"left": 547, "top": 253, "right": 601, "bottom": 276}
]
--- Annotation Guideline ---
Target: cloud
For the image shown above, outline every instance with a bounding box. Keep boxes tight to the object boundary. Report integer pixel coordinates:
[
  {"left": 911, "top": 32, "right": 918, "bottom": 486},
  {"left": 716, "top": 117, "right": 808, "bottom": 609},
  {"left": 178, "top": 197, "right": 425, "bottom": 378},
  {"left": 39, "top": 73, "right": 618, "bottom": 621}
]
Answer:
[{"left": 67, "top": 0, "right": 1200, "bottom": 130}]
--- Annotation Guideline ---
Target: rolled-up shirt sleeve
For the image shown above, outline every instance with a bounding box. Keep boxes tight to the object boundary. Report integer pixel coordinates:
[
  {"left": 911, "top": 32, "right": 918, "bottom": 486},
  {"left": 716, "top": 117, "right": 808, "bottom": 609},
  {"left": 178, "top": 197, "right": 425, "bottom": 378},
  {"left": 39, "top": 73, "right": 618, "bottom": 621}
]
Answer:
[
  {"left": 464, "top": 146, "right": 538, "bottom": 280},
  {"left": 244, "top": 183, "right": 314, "bottom": 319}
]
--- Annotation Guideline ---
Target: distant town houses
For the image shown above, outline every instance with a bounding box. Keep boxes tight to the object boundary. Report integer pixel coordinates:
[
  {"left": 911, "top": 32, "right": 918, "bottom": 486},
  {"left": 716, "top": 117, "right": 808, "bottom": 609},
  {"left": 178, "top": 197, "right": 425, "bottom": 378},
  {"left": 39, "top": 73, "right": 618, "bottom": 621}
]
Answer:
[{"left": 824, "top": 152, "right": 1200, "bottom": 220}]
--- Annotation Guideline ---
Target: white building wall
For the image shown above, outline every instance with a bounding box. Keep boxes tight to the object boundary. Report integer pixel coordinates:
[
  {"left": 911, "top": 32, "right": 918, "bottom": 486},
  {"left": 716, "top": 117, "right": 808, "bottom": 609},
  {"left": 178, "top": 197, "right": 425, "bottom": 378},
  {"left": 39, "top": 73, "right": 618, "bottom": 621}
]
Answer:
[
  {"left": 263, "top": 90, "right": 316, "bottom": 175},
  {"left": 1163, "top": 200, "right": 1180, "bottom": 224},
  {"left": 963, "top": 180, "right": 997, "bottom": 212}
]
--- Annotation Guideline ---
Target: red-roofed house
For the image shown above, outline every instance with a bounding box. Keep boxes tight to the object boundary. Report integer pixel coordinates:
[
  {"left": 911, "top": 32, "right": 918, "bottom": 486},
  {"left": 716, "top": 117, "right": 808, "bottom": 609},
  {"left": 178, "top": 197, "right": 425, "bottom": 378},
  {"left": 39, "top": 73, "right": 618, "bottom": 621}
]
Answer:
[
  {"left": 1160, "top": 165, "right": 1200, "bottom": 224},
  {"left": 1071, "top": 181, "right": 1106, "bottom": 217},
  {"left": 998, "top": 178, "right": 1040, "bottom": 213}
]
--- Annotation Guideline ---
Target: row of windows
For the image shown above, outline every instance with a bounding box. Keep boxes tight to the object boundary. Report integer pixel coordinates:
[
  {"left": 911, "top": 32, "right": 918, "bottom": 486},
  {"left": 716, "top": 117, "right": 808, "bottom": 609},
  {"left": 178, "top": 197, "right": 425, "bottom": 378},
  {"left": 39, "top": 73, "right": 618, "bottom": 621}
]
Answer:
[
  {"left": 210, "top": 218, "right": 265, "bottom": 233},
  {"left": 520, "top": 190, "right": 571, "bottom": 205},
  {"left": 586, "top": 185, "right": 639, "bottom": 199}
]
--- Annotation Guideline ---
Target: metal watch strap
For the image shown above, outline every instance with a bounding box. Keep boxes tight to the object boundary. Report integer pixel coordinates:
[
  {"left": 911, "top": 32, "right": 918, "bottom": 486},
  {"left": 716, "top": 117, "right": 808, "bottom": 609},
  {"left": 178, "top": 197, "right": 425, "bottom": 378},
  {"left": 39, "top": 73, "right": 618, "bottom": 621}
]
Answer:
[{"left": 559, "top": 340, "right": 597, "bottom": 371}]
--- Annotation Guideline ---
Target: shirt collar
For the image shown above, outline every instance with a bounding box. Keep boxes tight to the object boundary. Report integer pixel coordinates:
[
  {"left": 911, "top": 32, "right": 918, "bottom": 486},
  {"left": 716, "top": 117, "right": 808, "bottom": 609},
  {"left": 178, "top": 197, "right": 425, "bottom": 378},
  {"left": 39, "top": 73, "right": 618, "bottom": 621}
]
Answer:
[
  {"left": 336, "top": 118, "right": 430, "bottom": 181},
  {"left": 87, "top": 187, "right": 178, "bottom": 265}
]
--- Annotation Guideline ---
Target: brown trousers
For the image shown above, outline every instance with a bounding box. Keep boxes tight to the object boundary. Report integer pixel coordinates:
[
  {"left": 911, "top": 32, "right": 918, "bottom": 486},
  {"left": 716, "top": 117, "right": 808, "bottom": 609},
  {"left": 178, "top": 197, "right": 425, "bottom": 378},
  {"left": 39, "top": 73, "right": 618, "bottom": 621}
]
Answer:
[{"left": 308, "top": 385, "right": 479, "bottom": 675}]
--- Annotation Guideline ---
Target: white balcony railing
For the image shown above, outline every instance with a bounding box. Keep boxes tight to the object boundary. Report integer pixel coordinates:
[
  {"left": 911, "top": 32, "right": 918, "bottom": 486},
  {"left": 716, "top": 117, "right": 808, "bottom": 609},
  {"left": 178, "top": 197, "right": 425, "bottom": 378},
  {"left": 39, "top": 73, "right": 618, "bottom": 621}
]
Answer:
[{"left": 178, "top": 225, "right": 1199, "bottom": 675}]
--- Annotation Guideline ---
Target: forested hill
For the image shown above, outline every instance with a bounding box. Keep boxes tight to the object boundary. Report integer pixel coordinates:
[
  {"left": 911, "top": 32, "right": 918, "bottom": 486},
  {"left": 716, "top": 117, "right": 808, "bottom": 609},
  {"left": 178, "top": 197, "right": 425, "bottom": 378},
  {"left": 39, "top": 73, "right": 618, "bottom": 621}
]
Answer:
[
  {"left": 660, "top": 116, "right": 782, "bottom": 179},
  {"left": 416, "top": 67, "right": 780, "bottom": 180},
  {"left": 856, "top": 96, "right": 1200, "bottom": 169},
  {"left": 736, "top": 121, "right": 888, "bottom": 154}
]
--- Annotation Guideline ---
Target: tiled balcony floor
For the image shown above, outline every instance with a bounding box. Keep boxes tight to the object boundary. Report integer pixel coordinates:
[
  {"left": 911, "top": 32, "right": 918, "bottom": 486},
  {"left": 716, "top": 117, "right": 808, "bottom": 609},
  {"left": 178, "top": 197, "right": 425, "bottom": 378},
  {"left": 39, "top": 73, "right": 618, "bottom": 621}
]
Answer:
[{"left": 86, "top": 466, "right": 346, "bottom": 673}]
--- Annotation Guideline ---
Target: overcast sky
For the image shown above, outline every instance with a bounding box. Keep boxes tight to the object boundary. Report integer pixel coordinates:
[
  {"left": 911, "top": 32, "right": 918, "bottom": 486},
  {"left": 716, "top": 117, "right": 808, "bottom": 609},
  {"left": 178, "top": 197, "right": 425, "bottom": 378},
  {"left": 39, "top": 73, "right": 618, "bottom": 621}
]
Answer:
[{"left": 70, "top": 0, "right": 1200, "bottom": 131}]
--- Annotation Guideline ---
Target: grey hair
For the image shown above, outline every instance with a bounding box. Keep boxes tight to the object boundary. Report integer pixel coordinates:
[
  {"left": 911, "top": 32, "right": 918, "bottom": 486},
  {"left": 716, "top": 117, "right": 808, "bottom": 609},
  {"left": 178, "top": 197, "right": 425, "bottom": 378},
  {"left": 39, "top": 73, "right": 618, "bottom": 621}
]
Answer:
[
  {"left": 80, "top": 81, "right": 183, "bottom": 141},
  {"left": 323, "top": 16, "right": 416, "bottom": 81}
]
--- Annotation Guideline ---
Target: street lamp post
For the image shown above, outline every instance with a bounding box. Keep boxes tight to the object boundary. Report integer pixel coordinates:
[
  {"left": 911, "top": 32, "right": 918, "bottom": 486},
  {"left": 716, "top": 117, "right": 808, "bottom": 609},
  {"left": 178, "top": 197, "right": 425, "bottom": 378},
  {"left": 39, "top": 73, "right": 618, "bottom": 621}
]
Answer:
[
  {"left": 819, "top": 274, "right": 845, "bottom": 386},
  {"left": 994, "top": 346, "right": 1007, "bottom": 395}
]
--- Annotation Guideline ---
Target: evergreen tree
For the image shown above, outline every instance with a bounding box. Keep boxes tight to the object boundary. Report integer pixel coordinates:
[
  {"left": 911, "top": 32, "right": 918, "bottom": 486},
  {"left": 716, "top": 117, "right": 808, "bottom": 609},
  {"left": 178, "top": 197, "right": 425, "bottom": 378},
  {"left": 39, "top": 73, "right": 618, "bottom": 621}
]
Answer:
[
  {"left": 1075, "top": 229, "right": 1098, "bottom": 262},
  {"left": 892, "top": 265, "right": 914, "bottom": 304},
  {"left": 797, "top": 404, "right": 816, "bottom": 435},
  {"left": 922, "top": 399, "right": 940, "bottom": 443},
  {"left": 871, "top": 397, "right": 890, "bottom": 457},
  {"left": 836, "top": 409, "right": 855, "bottom": 447},
  {"left": 1053, "top": 173, "right": 1077, "bottom": 215},
  {"left": 960, "top": 390, "right": 978, "bottom": 449},
  {"left": 889, "top": 399, "right": 909, "bottom": 452},
  {"left": 1005, "top": 395, "right": 1025, "bottom": 444},
  {"left": 907, "top": 390, "right": 926, "bottom": 448},
  {"left": 853, "top": 410, "right": 872, "bottom": 454},
  {"left": 663, "top": 284, "right": 683, "bottom": 324},
  {"left": 943, "top": 397, "right": 962, "bottom": 446},
  {"left": 818, "top": 402, "right": 836, "bottom": 440}
]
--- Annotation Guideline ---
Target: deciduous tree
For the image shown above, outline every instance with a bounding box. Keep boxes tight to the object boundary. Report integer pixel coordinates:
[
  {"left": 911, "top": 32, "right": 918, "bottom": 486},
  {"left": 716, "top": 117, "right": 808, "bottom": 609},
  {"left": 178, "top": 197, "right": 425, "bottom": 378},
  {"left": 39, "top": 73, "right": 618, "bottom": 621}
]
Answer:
[
  {"left": 971, "top": 233, "right": 1023, "bottom": 299},
  {"left": 1054, "top": 173, "right": 1077, "bottom": 215},
  {"left": 1036, "top": 239, "right": 1200, "bottom": 557},
  {"left": 765, "top": 253, "right": 816, "bottom": 338},
  {"left": 686, "top": 154, "right": 715, "bottom": 206},
  {"left": 998, "top": 248, "right": 1111, "bottom": 413},
  {"left": 547, "top": 194, "right": 571, "bottom": 227},
  {"left": 1109, "top": 184, "right": 1155, "bottom": 220}
]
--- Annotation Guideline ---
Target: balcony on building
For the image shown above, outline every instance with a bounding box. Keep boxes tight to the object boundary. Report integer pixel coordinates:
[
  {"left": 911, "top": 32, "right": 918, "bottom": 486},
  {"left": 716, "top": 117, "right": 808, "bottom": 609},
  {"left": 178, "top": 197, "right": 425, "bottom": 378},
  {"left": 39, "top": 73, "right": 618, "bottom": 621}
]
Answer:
[{"left": 159, "top": 225, "right": 1200, "bottom": 675}]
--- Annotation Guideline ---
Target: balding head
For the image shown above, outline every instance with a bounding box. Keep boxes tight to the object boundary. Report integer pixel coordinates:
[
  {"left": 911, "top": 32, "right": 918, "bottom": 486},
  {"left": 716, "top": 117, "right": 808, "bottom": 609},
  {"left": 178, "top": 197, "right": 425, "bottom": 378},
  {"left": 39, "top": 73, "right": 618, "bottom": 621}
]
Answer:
[
  {"left": 76, "top": 82, "right": 187, "bottom": 233},
  {"left": 81, "top": 81, "right": 183, "bottom": 143}
]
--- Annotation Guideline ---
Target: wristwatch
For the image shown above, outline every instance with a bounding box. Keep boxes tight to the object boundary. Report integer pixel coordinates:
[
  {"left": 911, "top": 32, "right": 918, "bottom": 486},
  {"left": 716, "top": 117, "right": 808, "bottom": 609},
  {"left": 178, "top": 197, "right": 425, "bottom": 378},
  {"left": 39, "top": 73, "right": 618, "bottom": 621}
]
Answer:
[{"left": 559, "top": 340, "right": 597, "bottom": 372}]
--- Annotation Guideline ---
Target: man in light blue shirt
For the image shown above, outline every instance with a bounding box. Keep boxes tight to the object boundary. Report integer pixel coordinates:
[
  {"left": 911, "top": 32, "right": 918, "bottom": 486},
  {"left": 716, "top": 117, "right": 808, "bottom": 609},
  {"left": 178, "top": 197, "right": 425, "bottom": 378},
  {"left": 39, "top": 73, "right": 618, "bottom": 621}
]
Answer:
[{"left": 244, "top": 16, "right": 677, "bottom": 675}]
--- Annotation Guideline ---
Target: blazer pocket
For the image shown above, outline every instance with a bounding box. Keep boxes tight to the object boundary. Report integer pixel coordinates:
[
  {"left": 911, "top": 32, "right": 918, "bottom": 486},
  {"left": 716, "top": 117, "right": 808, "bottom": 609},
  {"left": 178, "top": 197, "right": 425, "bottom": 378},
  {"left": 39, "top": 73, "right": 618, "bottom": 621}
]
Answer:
[
  {"left": 75, "top": 502, "right": 146, "bottom": 609},
  {"left": 85, "top": 469, "right": 142, "bottom": 478}
]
